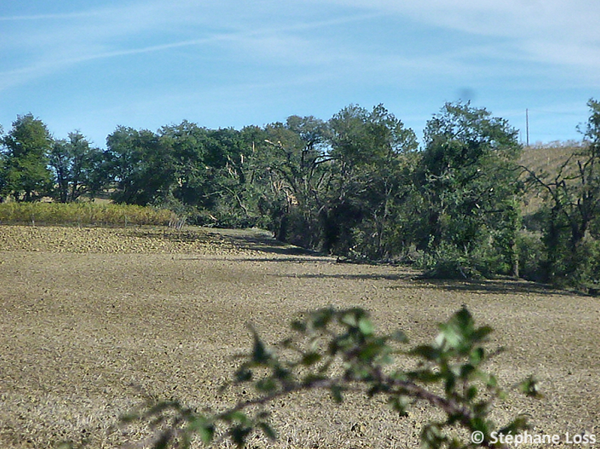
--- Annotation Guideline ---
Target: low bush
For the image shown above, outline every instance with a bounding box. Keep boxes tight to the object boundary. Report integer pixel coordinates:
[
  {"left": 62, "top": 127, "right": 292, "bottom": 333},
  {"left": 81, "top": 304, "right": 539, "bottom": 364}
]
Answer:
[
  {"left": 119, "top": 306, "right": 539, "bottom": 449},
  {"left": 415, "top": 242, "right": 484, "bottom": 280}
]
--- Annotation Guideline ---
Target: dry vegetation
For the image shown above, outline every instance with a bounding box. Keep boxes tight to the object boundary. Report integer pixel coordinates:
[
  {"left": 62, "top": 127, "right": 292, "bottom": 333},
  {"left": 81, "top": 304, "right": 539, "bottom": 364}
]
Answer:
[
  {"left": 519, "top": 142, "right": 587, "bottom": 215},
  {"left": 1, "top": 225, "right": 599, "bottom": 448},
  {"left": 519, "top": 142, "right": 584, "bottom": 175},
  {"left": 0, "top": 203, "right": 177, "bottom": 228}
]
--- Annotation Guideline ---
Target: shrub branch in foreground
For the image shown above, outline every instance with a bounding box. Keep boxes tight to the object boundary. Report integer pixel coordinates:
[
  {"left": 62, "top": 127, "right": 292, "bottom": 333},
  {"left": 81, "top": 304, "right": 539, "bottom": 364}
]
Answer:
[{"left": 122, "top": 306, "right": 540, "bottom": 449}]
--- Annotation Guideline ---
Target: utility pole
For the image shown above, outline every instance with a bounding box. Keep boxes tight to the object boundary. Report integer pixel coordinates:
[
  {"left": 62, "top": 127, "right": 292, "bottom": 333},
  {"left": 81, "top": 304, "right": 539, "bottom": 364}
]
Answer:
[{"left": 526, "top": 109, "right": 529, "bottom": 147}]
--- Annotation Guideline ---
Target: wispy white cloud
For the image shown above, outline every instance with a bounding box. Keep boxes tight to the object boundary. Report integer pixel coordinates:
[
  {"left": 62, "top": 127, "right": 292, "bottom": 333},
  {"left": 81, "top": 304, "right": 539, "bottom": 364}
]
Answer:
[
  {"left": 0, "top": 1, "right": 382, "bottom": 91},
  {"left": 4, "top": 0, "right": 598, "bottom": 78},
  {"left": 318, "top": 0, "right": 600, "bottom": 73},
  {"left": 0, "top": 11, "right": 97, "bottom": 21}
]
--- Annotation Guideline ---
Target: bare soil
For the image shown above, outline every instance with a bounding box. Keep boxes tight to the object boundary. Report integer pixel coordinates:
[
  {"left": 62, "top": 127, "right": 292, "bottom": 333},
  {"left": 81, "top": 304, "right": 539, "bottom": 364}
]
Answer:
[{"left": 0, "top": 225, "right": 599, "bottom": 448}]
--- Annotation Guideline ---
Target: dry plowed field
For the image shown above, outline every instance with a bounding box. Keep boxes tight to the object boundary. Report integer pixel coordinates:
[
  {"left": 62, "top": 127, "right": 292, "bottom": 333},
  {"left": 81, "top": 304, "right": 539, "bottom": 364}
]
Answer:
[{"left": 1, "top": 226, "right": 599, "bottom": 448}]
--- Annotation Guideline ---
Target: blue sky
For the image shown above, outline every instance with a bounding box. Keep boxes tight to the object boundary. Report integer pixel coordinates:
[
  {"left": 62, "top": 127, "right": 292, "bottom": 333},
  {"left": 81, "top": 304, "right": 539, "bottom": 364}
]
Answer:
[{"left": 1, "top": 0, "right": 599, "bottom": 148}]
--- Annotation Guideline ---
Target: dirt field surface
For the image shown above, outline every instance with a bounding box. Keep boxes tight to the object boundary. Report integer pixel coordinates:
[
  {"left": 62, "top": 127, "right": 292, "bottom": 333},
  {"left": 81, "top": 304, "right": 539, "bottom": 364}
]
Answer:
[{"left": 1, "top": 225, "right": 599, "bottom": 448}]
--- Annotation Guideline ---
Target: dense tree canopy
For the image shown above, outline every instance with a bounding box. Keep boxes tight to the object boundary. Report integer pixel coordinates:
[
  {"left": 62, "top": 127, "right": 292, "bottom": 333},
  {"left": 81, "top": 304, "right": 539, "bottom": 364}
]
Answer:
[
  {"left": 0, "top": 114, "right": 53, "bottom": 202},
  {"left": 50, "top": 132, "right": 107, "bottom": 203},
  {"left": 415, "top": 103, "right": 523, "bottom": 277},
  {"left": 1, "top": 99, "right": 598, "bottom": 291}
]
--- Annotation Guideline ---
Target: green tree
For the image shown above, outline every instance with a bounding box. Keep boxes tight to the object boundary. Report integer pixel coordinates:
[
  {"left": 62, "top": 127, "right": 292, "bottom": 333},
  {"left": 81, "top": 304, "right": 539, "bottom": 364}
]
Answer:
[
  {"left": 158, "top": 123, "right": 253, "bottom": 226},
  {"left": 524, "top": 99, "right": 600, "bottom": 289},
  {"left": 416, "top": 102, "right": 523, "bottom": 277},
  {"left": 0, "top": 124, "right": 5, "bottom": 200},
  {"left": 247, "top": 116, "right": 332, "bottom": 245},
  {"left": 107, "top": 122, "right": 255, "bottom": 225},
  {"left": 49, "top": 132, "right": 107, "bottom": 203},
  {"left": 0, "top": 114, "right": 53, "bottom": 202},
  {"left": 158, "top": 121, "right": 209, "bottom": 209},
  {"left": 107, "top": 126, "right": 176, "bottom": 206},
  {"left": 244, "top": 105, "right": 418, "bottom": 257},
  {"left": 324, "top": 104, "right": 418, "bottom": 256},
  {"left": 200, "top": 127, "right": 250, "bottom": 224}
]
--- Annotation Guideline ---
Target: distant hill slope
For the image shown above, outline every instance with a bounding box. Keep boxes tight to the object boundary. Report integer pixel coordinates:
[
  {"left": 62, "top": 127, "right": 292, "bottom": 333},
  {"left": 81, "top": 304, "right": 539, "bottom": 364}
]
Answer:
[
  {"left": 519, "top": 141, "right": 588, "bottom": 215},
  {"left": 519, "top": 141, "right": 585, "bottom": 176}
]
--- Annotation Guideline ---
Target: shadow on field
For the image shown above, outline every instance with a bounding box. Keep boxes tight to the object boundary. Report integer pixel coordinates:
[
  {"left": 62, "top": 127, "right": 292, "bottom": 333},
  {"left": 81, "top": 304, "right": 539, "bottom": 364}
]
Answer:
[
  {"left": 128, "top": 228, "right": 218, "bottom": 243},
  {"left": 179, "top": 256, "right": 332, "bottom": 263},
  {"left": 279, "top": 272, "right": 415, "bottom": 281},
  {"left": 130, "top": 226, "right": 322, "bottom": 256},
  {"left": 278, "top": 272, "right": 572, "bottom": 296},
  {"left": 141, "top": 228, "right": 577, "bottom": 297},
  {"left": 224, "top": 233, "right": 320, "bottom": 256},
  {"left": 206, "top": 228, "right": 327, "bottom": 257},
  {"left": 406, "top": 278, "right": 574, "bottom": 296}
]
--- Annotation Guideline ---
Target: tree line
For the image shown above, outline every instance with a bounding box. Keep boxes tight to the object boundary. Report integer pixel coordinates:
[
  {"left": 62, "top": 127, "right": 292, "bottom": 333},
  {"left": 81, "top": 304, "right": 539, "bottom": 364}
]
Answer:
[{"left": 1, "top": 101, "right": 599, "bottom": 291}]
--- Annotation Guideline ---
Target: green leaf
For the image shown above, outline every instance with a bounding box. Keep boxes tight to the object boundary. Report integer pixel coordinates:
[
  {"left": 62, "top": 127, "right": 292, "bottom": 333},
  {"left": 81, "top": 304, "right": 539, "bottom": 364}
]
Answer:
[
  {"left": 302, "top": 373, "right": 328, "bottom": 384},
  {"left": 389, "top": 396, "right": 410, "bottom": 417},
  {"left": 466, "top": 386, "right": 478, "bottom": 401},
  {"left": 410, "top": 344, "right": 441, "bottom": 361},
  {"left": 301, "top": 352, "right": 322, "bottom": 366},
  {"left": 437, "top": 324, "right": 465, "bottom": 351},
  {"left": 453, "top": 306, "right": 474, "bottom": 329},
  {"left": 391, "top": 329, "right": 409, "bottom": 343},
  {"left": 459, "top": 363, "right": 476, "bottom": 379},
  {"left": 188, "top": 417, "right": 215, "bottom": 445},
  {"left": 469, "top": 347, "right": 485, "bottom": 365},
  {"left": 199, "top": 425, "right": 214, "bottom": 445},
  {"left": 358, "top": 341, "right": 384, "bottom": 361},
  {"left": 230, "top": 425, "right": 251, "bottom": 448},
  {"left": 486, "top": 374, "right": 498, "bottom": 389},
  {"left": 250, "top": 328, "right": 271, "bottom": 364},
  {"left": 290, "top": 320, "right": 306, "bottom": 332},
  {"left": 518, "top": 375, "right": 542, "bottom": 398},
  {"left": 258, "top": 422, "right": 277, "bottom": 441},
  {"left": 330, "top": 385, "right": 344, "bottom": 403},
  {"left": 256, "top": 378, "right": 277, "bottom": 392},
  {"left": 224, "top": 411, "right": 249, "bottom": 425},
  {"left": 407, "top": 369, "right": 442, "bottom": 383},
  {"left": 358, "top": 316, "right": 374, "bottom": 336},
  {"left": 274, "top": 366, "right": 292, "bottom": 381},
  {"left": 389, "top": 370, "right": 408, "bottom": 382},
  {"left": 471, "top": 326, "right": 493, "bottom": 343},
  {"left": 469, "top": 416, "right": 491, "bottom": 433},
  {"left": 444, "top": 376, "right": 456, "bottom": 394},
  {"left": 436, "top": 308, "right": 492, "bottom": 355},
  {"left": 340, "top": 310, "right": 359, "bottom": 327},
  {"left": 235, "top": 366, "right": 252, "bottom": 382},
  {"left": 498, "top": 415, "right": 530, "bottom": 435},
  {"left": 421, "top": 424, "right": 447, "bottom": 449},
  {"left": 473, "top": 400, "right": 491, "bottom": 416},
  {"left": 310, "top": 308, "right": 334, "bottom": 329}
]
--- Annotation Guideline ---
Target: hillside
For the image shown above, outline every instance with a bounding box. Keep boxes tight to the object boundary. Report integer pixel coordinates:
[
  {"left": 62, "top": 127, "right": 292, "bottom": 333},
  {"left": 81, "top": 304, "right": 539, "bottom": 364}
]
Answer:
[{"left": 519, "top": 141, "right": 588, "bottom": 215}]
